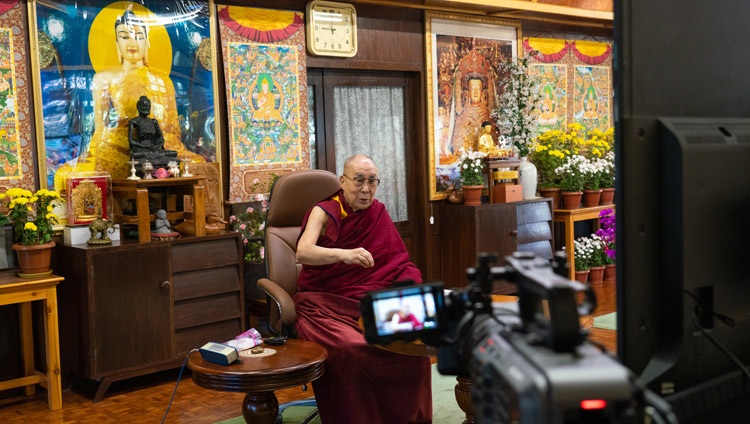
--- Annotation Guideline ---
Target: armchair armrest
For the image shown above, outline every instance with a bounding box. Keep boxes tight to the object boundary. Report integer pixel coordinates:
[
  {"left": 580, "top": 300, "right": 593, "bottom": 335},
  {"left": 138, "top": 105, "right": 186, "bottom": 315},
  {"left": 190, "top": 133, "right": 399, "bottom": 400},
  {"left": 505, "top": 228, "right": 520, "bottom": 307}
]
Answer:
[{"left": 258, "top": 277, "right": 297, "bottom": 331}]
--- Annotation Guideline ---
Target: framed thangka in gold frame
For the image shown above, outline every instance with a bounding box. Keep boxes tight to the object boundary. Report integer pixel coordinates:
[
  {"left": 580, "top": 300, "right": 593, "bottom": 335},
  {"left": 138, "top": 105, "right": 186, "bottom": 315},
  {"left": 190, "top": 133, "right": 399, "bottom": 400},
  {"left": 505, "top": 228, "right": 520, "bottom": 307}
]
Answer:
[
  {"left": 29, "top": 0, "right": 221, "bottom": 193},
  {"left": 425, "top": 12, "right": 520, "bottom": 200},
  {"left": 218, "top": 5, "right": 309, "bottom": 203}
]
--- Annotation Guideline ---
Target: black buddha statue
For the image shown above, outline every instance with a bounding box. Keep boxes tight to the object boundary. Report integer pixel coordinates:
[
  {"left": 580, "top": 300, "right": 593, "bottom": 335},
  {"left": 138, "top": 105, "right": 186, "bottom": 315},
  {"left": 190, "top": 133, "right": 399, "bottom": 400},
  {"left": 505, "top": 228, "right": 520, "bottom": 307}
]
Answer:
[{"left": 128, "top": 95, "right": 178, "bottom": 175}]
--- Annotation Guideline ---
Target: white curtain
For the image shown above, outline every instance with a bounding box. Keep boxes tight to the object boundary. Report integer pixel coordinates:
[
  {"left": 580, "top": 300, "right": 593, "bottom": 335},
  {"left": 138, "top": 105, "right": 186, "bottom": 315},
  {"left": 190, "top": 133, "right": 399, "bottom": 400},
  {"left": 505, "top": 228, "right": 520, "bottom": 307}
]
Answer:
[{"left": 333, "top": 86, "right": 408, "bottom": 221}]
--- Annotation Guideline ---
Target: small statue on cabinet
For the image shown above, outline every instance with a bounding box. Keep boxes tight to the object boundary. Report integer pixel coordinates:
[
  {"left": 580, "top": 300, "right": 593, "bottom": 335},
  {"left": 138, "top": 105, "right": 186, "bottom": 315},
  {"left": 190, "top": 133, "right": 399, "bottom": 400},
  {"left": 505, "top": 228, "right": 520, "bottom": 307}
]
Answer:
[
  {"left": 151, "top": 209, "right": 180, "bottom": 241},
  {"left": 87, "top": 213, "right": 117, "bottom": 245}
]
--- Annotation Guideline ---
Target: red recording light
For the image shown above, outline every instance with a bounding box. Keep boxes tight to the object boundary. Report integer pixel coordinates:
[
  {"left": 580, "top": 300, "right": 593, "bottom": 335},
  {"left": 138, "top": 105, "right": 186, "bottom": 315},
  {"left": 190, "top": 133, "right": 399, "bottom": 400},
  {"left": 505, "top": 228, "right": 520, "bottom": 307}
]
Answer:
[{"left": 580, "top": 399, "right": 607, "bottom": 410}]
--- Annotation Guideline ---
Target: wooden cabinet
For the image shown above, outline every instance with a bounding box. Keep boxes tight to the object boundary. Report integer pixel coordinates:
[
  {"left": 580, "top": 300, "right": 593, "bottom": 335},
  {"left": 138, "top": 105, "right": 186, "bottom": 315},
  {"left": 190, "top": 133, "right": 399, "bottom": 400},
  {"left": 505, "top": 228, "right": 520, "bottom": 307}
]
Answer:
[
  {"left": 439, "top": 199, "right": 553, "bottom": 292},
  {"left": 56, "top": 232, "right": 244, "bottom": 401}
]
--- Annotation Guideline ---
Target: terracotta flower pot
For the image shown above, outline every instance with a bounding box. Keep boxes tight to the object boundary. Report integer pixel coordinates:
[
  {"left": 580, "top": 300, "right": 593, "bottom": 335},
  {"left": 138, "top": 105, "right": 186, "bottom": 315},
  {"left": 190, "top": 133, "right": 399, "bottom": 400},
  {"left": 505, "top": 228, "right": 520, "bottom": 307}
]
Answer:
[
  {"left": 12, "top": 241, "right": 55, "bottom": 278},
  {"left": 462, "top": 185, "right": 483, "bottom": 206},
  {"left": 600, "top": 187, "right": 615, "bottom": 205},
  {"left": 561, "top": 191, "right": 583, "bottom": 210},
  {"left": 582, "top": 189, "right": 602, "bottom": 208},
  {"left": 574, "top": 269, "right": 589, "bottom": 284},
  {"left": 588, "top": 266, "right": 605, "bottom": 283},
  {"left": 538, "top": 187, "right": 561, "bottom": 209},
  {"left": 604, "top": 263, "right": 616, "bottom": 280}
]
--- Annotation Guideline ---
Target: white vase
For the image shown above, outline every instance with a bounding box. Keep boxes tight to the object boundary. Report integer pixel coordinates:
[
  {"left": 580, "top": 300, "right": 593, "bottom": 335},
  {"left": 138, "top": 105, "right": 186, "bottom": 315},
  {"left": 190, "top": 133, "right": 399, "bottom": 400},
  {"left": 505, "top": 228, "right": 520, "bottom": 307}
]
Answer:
[{"left": 518, "top": 156, "right": 538, "bottom": 200}]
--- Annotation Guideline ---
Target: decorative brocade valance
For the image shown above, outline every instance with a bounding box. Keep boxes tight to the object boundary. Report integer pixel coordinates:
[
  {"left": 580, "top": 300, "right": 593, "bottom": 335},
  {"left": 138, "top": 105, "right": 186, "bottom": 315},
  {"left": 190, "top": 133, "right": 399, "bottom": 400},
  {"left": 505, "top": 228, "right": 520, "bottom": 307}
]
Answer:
[
  {"left": 524, "top": 38, "right": 612, "bottom": 65},
  {"left": 218, "top": 6, "right": 303, "bottom": 43}
]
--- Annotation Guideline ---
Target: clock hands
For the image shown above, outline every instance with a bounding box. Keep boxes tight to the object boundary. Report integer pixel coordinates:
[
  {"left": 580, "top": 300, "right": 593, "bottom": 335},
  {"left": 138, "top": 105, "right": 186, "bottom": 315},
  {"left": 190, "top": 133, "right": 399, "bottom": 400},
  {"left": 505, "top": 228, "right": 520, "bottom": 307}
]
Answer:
[{"left": 324, "top": 26, "right": 337, "bottom": 35}]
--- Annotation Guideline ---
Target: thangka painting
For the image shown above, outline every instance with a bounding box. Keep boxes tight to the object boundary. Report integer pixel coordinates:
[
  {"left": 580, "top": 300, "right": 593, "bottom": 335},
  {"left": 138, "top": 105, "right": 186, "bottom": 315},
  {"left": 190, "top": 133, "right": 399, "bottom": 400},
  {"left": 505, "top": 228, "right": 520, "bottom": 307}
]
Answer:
[
  {"left": 524, "top": 37, "right": 613, "bottom": 133},
  {"left": 30, "top": 0, "right": 219, "bottom": 192},
  {"left": 574, "top": 65, "right": 611, "bottom": 132},
  {"left": 218, "top": 5, "right": 309, "bottom": 203},
  {"left": 0, "top": 1, "right": 34, "bottom": 191},
  {"left": 530, "top": 63, "right": 567, "bottom": 132},
  {"left": 426, "top": 12, "right": 520, "bottom": 200},
  {"left": 227, "top": 44, "right": 301, "bottom": 166}
]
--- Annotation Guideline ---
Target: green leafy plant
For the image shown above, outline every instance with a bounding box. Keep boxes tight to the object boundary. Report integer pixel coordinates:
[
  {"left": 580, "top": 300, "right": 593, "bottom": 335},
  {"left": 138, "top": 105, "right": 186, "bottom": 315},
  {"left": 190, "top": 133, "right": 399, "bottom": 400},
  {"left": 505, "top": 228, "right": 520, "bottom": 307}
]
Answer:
[
  {"left": 0, "top": 188, "right": 61, "bottom": 245},
  {"left": 458, "top": 148, "right": 487, "bottom": 187}
]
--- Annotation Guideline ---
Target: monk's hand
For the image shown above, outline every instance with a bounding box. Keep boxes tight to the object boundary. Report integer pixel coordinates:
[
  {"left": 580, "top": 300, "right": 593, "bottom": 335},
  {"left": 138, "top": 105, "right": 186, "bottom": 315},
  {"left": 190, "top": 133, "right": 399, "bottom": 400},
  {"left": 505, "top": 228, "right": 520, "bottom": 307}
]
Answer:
[{"left": 343, "top": 247, "right": 374, "bottom": 268}]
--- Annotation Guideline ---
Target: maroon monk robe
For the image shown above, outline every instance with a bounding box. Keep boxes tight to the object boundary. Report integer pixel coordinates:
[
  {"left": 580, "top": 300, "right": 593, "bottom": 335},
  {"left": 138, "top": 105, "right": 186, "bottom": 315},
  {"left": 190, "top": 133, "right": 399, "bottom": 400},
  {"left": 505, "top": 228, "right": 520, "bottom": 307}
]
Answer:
[{"left": 294, "top": 190, "right": 432, "bottom": 424}]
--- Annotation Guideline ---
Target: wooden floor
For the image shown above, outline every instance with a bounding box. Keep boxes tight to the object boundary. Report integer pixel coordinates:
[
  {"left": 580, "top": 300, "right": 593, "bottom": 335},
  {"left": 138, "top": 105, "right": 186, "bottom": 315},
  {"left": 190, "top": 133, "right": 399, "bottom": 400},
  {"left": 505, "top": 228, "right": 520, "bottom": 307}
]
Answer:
[{"left": 0, "top": 279, "right": 616, "bottom": 423}]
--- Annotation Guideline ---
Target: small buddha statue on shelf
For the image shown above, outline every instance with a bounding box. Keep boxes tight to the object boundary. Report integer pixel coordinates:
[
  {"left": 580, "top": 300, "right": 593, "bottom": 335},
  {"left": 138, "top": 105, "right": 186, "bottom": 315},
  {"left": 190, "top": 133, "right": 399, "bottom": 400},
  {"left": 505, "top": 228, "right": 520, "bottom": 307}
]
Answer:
[
  {"left": 128, "top": 96, "right": 178, "bottom": 176},
  {"left": 478, "top": 121, "right": 503, "bottom": 158}
]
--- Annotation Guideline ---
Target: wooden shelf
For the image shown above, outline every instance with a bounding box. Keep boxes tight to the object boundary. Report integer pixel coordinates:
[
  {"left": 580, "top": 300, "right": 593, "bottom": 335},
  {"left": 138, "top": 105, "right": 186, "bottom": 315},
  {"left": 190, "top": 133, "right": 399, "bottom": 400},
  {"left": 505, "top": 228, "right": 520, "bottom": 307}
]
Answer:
[
  {"left": 112, "top": 177, "right": 206, "bottom": 243},
  {"left": 553, "top": 204, "right": 616, "bottom": 279}
]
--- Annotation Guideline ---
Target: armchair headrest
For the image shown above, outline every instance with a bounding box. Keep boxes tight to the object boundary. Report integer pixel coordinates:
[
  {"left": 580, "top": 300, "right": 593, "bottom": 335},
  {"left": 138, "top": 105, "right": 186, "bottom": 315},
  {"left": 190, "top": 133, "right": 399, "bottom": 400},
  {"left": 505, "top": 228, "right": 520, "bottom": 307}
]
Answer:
[{"left": 266, "top": 169, "right": 342, "bottom": 228}]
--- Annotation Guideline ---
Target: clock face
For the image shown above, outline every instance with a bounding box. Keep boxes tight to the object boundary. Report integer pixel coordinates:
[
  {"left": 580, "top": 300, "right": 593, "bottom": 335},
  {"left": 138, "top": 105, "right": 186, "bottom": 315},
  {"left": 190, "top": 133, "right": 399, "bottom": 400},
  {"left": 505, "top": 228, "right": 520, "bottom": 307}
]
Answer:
[{"left": 306, "top": 1, "right": 357, "bottom": 57}]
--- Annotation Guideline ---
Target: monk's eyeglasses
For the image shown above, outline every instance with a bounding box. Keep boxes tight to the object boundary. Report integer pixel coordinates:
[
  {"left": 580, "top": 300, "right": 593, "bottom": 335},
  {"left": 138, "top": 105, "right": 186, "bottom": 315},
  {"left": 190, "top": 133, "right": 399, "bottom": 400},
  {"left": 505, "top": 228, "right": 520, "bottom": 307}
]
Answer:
[{"left": 344, "top": 174, "right": 380, "bottom": 188}]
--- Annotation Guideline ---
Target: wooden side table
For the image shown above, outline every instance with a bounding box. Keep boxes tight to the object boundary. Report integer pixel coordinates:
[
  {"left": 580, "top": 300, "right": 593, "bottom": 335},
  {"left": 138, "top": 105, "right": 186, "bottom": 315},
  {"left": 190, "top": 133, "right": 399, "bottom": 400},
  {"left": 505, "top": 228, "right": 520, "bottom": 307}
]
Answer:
[
  {"left": 112, "top": 177, "right": 206, "bottom": 242},
  {"left": 0, "top": 270, "right": 63, "bottom": 410},
  {"left": 553, "top": 204, "right": 616, "bottom": 279},
  {"left": 189, "top": 339, "right": 326, "bottom": 424}
]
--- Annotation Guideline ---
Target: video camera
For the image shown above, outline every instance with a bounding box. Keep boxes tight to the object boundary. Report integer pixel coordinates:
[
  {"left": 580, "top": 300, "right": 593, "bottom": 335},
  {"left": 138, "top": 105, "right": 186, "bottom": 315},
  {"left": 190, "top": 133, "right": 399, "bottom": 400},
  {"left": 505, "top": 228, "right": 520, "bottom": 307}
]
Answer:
[{"left": 361, "top": 252, "right": 672, "bottom": 423}]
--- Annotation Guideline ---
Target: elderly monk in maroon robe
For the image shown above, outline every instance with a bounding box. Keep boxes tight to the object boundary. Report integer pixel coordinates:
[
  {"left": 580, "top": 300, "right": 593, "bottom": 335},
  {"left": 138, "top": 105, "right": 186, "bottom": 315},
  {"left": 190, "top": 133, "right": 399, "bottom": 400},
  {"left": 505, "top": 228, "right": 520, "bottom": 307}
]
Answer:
[{"left": 294, "top": 154, "right": 432, "bottom": 424}]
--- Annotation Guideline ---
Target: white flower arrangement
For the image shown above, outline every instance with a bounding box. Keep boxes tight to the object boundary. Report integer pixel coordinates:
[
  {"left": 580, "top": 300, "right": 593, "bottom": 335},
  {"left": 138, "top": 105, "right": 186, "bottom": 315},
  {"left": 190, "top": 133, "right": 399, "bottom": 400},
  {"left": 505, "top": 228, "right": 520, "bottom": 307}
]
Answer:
[
  {"left": 457, "top": 148, "right": 487, "bottom": 187},
  {"left": 555, "top": 154, "right": 589, "bottom": 192},
  {"left": 492, "top": 53, "right": 541, "bottom": 158},
  {"left": 564, "top": 234, "right": 606, "bottom": 271}
]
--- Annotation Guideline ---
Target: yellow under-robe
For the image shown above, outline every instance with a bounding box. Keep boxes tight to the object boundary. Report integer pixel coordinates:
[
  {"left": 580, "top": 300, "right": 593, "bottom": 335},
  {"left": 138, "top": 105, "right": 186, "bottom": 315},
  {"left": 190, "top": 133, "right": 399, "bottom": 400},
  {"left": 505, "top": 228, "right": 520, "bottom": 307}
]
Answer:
[{"left": 54, "top": 67, "right": 204, "bottom": 191}]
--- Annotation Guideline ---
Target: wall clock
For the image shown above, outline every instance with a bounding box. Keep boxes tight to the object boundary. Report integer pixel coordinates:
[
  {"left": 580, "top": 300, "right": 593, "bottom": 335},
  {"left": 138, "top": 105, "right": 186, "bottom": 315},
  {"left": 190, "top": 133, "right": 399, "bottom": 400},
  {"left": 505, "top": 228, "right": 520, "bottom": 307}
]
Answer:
[{"left": 306, "top": 1, "right": 358, "bottom": 57}]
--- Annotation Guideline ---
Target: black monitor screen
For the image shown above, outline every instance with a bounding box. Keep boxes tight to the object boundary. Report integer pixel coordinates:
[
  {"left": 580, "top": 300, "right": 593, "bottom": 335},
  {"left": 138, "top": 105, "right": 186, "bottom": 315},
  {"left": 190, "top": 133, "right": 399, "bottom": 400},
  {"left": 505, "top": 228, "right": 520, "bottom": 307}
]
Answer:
[{"left": 616, "top": 1, "right": 750, "bottom": 421}]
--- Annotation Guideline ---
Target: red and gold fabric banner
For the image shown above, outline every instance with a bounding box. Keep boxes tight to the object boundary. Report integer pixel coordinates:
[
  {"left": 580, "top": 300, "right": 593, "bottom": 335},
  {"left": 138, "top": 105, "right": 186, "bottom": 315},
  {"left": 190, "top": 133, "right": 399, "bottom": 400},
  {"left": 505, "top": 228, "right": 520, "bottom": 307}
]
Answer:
[
  {"left": 524, "top": 38, "right": 569, "bottom": 62},
  {"left": 0, "top": 1, "right": 18, "bottom": 17},
  {"left": 571, "top": 40, "right": 612, "bottom": 65},
  {"left": 219, "top": 6, "right": 303, "bottom": 43}
]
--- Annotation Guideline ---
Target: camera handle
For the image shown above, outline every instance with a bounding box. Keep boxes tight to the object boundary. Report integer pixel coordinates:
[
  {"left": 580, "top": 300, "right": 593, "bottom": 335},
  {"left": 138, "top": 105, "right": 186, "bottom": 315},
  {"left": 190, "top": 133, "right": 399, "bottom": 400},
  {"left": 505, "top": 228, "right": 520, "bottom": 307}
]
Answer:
[
  {"left": 465, "top": 251, "right": 596, "bottom": 352},
  {"left": 504, "top": 251, "right": 596, "bottom": 352}
]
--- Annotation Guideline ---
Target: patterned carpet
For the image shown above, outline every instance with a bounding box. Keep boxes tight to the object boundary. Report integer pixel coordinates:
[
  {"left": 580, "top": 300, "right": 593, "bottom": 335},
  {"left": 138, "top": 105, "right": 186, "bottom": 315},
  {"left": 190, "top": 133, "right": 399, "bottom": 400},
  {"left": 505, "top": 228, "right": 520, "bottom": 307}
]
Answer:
[{"left": 217, "top": 363, "right": 465, "bottom": 423}]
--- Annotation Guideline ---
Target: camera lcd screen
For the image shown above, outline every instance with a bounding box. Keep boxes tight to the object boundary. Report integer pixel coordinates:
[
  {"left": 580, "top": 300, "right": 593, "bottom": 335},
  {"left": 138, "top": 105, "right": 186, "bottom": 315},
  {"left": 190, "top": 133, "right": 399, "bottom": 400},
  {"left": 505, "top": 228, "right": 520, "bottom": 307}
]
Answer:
[{"left": 361, "top": 282, "right": 444, "bottom": 343}]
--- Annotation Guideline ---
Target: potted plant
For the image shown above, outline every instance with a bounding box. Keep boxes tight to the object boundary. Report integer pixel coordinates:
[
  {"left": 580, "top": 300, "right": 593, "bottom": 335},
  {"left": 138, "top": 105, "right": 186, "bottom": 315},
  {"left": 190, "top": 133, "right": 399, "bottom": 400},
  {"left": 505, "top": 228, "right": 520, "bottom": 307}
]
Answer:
[
  {"left": 493, "top": 53, "right": 541, "bottom": 159},
  {"left": 555, "top": 155, "right": 587, "bottom": 209},
  {"left": 532, "top": 129, "right": 567, "bottom": 207},
  {"left": 582, "top": 157, "right": 603, "bottom": 207},
  {"left": 457, "top": 148, "right": 487, "bottom": 206},
  {"left": 596, "top": 208, "right": 616, "bottom": 279},
  {"left": 493, "top": 52, "right": 541, "bottom": 199},
  {"left": 567, "top": 236, "right": 592, "bottom": 283},
  {"left": 598, "top": 151, "right": 616, "bottom": 205},
  {"left": 587, "top": 234, "right": 608, "bottom": 283},
  {"left": 229, "top": 174, "right": 278, "bottom": 299},
  {"left": 0, "top": 188, "right": 62, "bottom": 277}
]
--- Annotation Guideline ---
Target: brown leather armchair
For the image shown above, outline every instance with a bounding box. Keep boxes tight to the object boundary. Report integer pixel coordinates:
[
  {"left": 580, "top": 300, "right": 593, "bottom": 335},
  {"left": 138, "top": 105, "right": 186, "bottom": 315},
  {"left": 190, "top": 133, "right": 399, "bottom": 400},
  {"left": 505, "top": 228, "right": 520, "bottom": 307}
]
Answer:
[{"left": 257, "top": 169, "right": 342, "bottom": 335}]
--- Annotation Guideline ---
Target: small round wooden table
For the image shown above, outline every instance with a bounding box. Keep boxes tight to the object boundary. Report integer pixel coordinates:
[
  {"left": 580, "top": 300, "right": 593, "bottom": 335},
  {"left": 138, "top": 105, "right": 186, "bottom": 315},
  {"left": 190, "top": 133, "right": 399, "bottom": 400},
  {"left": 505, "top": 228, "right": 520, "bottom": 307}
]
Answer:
[{"left": 188, "top": 339, "right": 327, "bottom": 424}]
